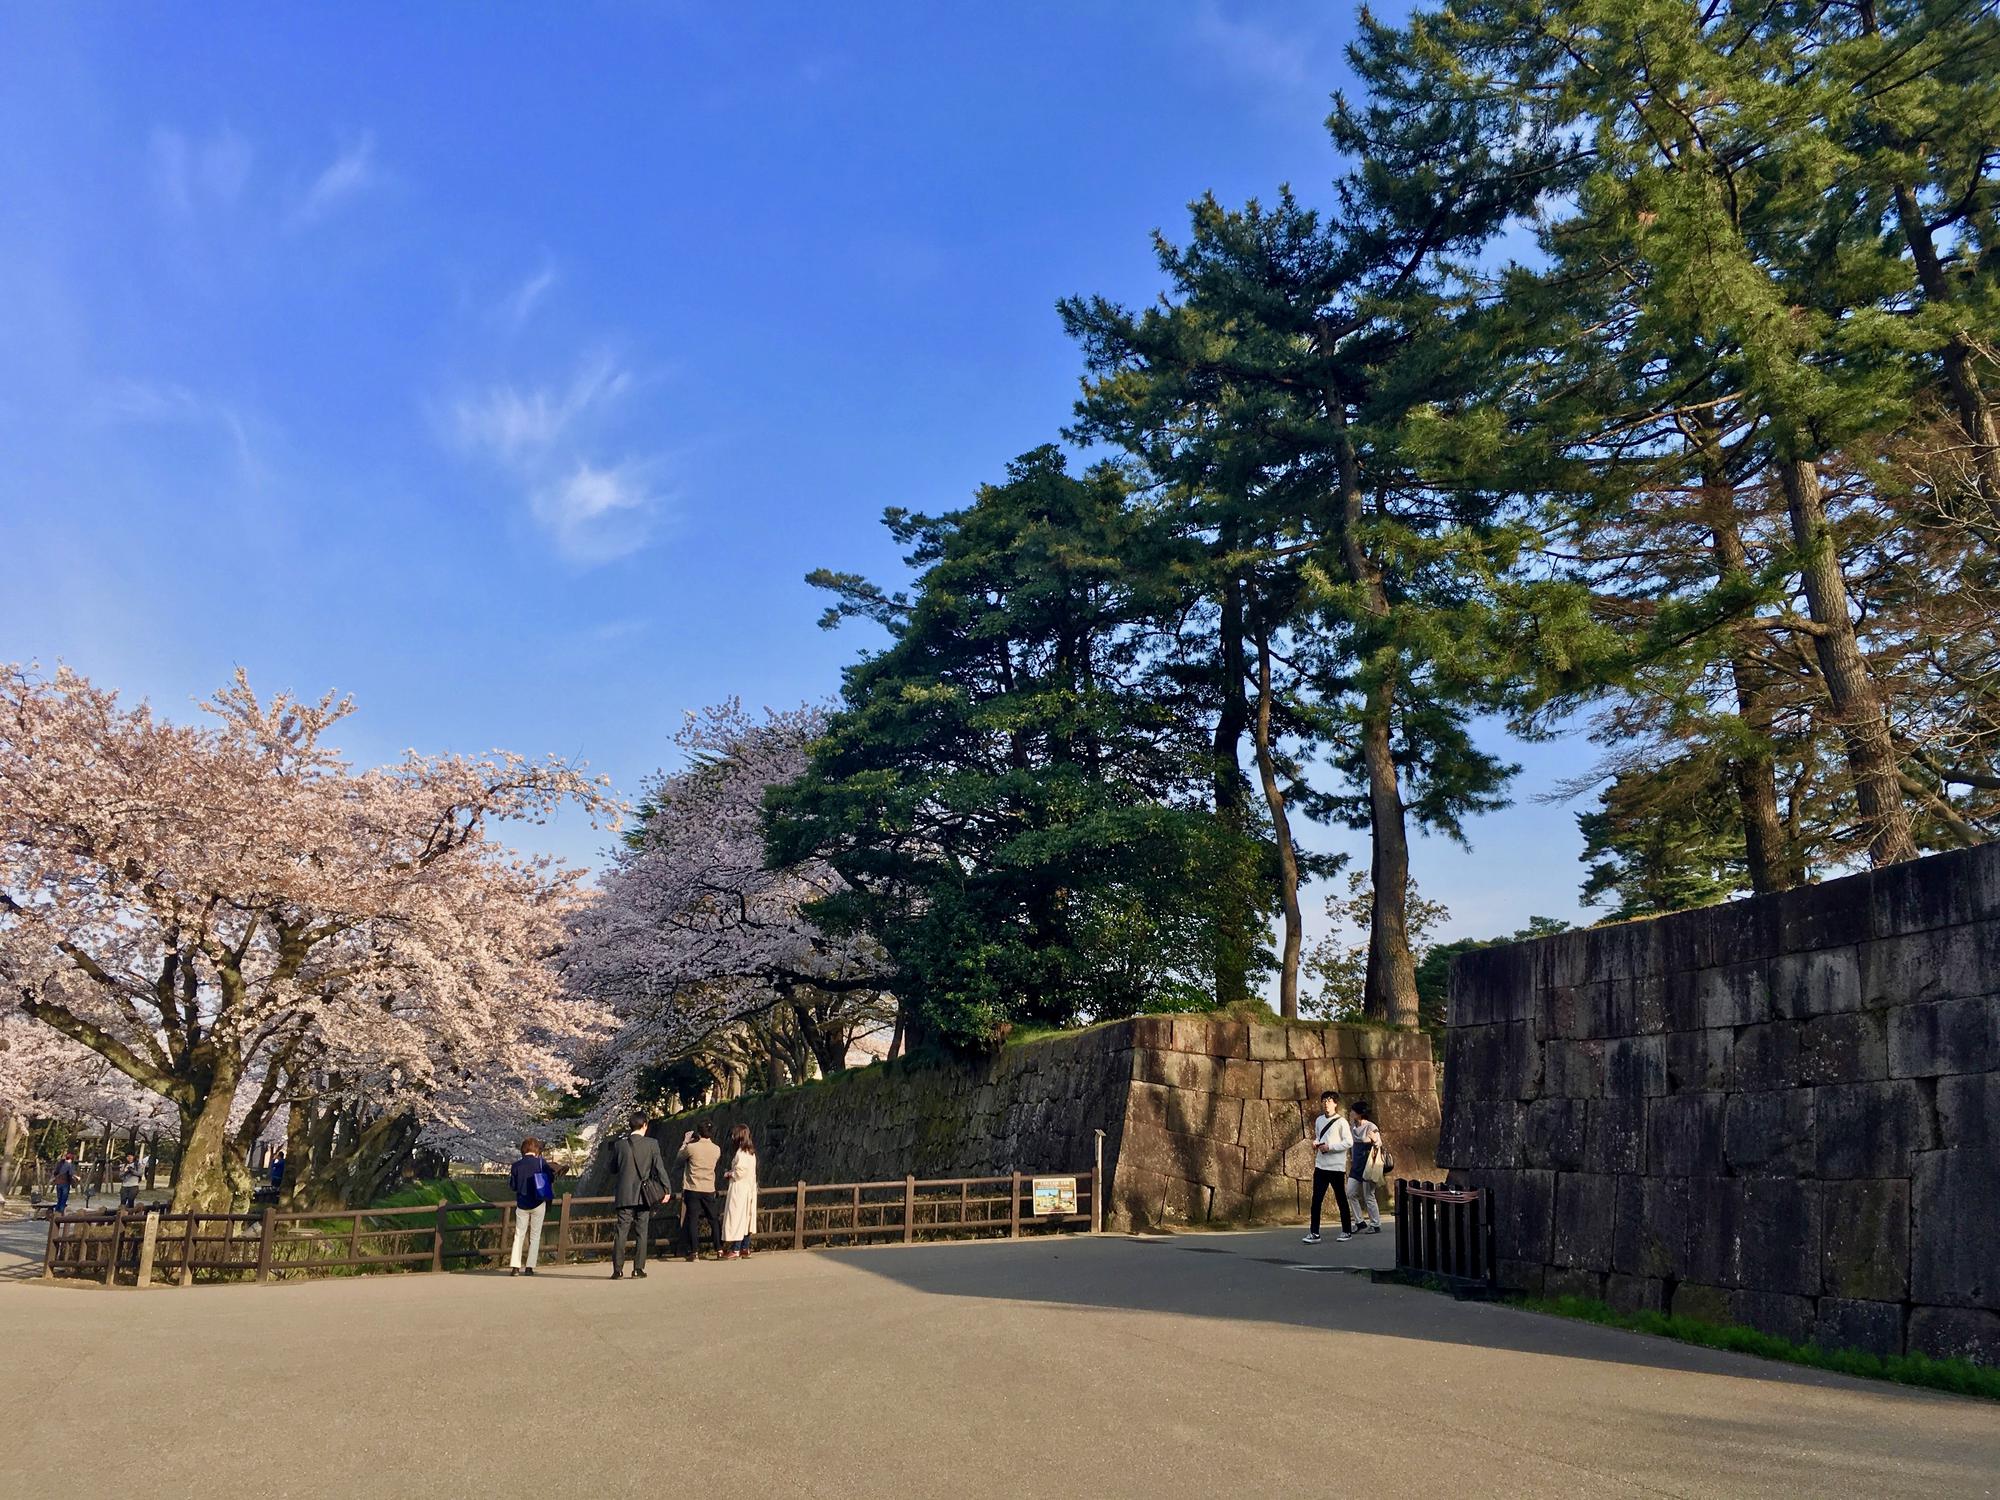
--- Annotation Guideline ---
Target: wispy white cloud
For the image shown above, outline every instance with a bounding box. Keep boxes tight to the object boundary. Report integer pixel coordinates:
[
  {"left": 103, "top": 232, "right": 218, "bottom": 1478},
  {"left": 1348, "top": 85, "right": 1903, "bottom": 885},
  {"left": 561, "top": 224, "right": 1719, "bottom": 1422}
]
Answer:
[
  {"left": 87, "top": 378, "right": 262, "bottom": 484},
  {"left": 288, "top": 134, "right": 379, "bottom": 229},
  {"left": 150, "top": 127, "right": 254, "bottom": 215},
  {"left": 532, "top": 460, "right": 663, "bottom": 564},
  {"left": 443, "top": 353, "right": 667, "bottom": 565},
  {"left": 451, "top": 354, "right": 630, "bottom": 463},
  {"left": 499, "top": 261, "right": 559, "bottom": 331},
  {"left": 1184, "top": 2, "right": 1345, "bottom": 103}
]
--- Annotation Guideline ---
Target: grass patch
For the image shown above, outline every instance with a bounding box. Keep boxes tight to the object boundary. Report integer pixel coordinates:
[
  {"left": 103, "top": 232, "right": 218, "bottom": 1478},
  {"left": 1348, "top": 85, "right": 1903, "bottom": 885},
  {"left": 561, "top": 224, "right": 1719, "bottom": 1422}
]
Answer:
[{"left": 1514, "top": 1294, "right": 2000, "bottom": 1401}]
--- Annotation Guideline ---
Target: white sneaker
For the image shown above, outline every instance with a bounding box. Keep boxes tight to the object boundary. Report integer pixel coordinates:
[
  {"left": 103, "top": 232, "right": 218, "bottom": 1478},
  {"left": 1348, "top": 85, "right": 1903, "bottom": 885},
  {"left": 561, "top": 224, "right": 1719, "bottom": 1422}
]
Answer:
[
  {"left": 1301, "top": 1232, "right": 1321, "bottom": 1244},
  {"left": 1336, "top": 1231, "right": 1354, "bottom": 1242}
]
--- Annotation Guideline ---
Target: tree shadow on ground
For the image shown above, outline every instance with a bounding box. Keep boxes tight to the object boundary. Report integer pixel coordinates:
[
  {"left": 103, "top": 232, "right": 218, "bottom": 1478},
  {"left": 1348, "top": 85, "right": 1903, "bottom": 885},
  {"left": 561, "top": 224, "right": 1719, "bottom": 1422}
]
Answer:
[{"left": 823, "top": 1227, "right": 1991, "bottom": 1411}]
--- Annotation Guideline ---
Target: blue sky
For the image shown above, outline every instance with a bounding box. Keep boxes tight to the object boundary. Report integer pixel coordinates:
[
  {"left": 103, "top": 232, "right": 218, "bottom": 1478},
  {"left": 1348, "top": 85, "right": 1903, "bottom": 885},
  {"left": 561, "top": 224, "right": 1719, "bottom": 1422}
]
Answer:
[{"left": 0, "top": 2, "right": 1600, "bottom": 957}]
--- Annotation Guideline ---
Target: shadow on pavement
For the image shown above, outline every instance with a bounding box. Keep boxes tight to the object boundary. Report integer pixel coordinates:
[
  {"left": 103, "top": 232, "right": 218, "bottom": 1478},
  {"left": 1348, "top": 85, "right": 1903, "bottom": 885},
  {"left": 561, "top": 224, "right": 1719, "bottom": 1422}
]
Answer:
[{"left": 822, "top": 1226, "right": 1985, "bottom": 1409}]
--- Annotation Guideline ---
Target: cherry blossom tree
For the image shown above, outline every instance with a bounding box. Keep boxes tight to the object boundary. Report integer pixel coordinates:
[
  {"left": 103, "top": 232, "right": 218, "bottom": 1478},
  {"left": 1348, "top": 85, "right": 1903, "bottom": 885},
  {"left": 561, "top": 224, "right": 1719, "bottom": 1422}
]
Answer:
[
  {"left": 0, "top": 665, "right": 616, "bottom": 1211},
  {"left": 564, "top": 701, "right": 892, "bottom": 1116}
]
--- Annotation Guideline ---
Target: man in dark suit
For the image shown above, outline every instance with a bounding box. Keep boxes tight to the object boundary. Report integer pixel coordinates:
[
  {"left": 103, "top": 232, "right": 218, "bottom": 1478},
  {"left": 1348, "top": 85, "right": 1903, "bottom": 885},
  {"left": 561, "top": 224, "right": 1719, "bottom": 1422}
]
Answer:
[{"left": 605, "top": 1110, "right": 673, "bottom": 1279}]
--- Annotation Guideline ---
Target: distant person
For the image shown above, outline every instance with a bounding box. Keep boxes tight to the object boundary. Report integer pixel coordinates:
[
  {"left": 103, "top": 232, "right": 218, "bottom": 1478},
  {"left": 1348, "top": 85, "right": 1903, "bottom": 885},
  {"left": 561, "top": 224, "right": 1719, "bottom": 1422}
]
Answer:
[
  {"left": 118, "top": 1155, "right": 142, "bottom": 1210},
  {"left": 50, "top": 1152, "right": 76, "bottom": 1216},
  {"left": 1345, "top": 1100, "right": 1384, "bottom": 1237},
  {"left": 677, "top": 1122, "right": 724, "bottom": 1262},
  {"left": 508, "top": 1136, "right": 557, "bottom": 1277},
  {"left": 1301, "top": 1090, "right": 1352, "bottom": 1245},
  {"left": 605, "top": 1111, "right": 673, "bottom": 1279},
  {"left": 269, "top": 1150, "right": 286, "bottom": 1191},
  {"left": 721, "top": 1125, "right": 758, "bottom": 1260}
]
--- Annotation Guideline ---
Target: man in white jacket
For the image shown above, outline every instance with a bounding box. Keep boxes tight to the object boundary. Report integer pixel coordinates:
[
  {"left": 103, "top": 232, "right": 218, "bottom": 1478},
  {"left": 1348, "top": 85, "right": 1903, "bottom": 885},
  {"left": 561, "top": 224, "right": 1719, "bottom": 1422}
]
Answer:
[{"left": 1302, "top": 1090, "right": 1353, "bottom": 1244}]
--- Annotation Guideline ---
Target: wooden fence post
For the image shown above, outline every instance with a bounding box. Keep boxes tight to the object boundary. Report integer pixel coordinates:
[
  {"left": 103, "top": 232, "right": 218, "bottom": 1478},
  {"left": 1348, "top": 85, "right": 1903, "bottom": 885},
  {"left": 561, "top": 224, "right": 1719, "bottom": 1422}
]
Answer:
[
  {"left": 793, "top": 1181, "right": 806, "bottom": 1250},
  {"left": 1009, "top": 1171, "right": 1021, "bottom": 1239},
  {"left": 179, "top": 1212, "right": 197, "bottom": 1286},
  {"left": 255, "top": 1207, "right": 276, "bottom": 1283},
  {"left": 102, "top": 1211, "right": 125, "bottom": 1287},
  {"left": 498, "top": 1205, "right": 513, "bottom": 1271},
  {"left": 41, "top": 1216, "right": 57, "bottom": 1281},
  {"left": 136, "top": 1210, "right": 161, "bottom": 1289},
  {"left": 431, "top": 1202, "right": 448, "bottom": 1273},
  {"left": 554, "top": 1194, "right": 572, "bottom": 1265},
  {"left": 903, "top": 1175, "right": 915, "bottom": 1244},
  {"left": 1093, "top": 1129, "right": 1105, "bottom": 1235}
]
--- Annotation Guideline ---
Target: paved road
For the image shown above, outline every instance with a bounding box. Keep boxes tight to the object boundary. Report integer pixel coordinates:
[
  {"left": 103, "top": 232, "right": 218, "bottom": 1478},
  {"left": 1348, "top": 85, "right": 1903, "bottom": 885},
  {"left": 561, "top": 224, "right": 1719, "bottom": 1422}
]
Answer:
[{"left": 2, "top": 1228, "right": 1992, "bottom": 1499}]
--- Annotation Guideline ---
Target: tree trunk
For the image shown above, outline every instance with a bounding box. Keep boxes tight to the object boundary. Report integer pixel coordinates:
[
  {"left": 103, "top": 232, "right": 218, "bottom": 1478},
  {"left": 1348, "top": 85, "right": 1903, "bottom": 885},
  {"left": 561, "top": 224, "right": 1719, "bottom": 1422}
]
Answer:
[
  {"left": 1701, "top": 460, "right": 1798, "bottom": 893},
  {"left": 1331, "top": 405, "right": 1422, "bottom": 1028},
  {"left": 288, "top": 1111, "right": 423, "bottom": 1211},
  {"left": 1777, "top": 458, "right": 1919, "bottom": 867},
  {"left": 170, "top": 1067, "right": 243, "bottom": 1213},
  {"left": 1251, "top": 632, "right": 1303, "bottom": 1018},
  {"left": 1211, "top": 555, "right": 1254, "bottom": 1004}
]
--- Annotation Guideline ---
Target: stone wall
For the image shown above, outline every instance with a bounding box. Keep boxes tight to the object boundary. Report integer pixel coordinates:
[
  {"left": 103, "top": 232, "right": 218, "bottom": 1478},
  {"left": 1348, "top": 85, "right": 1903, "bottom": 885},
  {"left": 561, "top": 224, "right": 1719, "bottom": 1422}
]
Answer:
[
  {"left": 658, "top": 1014, "right": 1439, "bottom": 1231},
  {"left": 1441, "top": 841, "right": 2000, "bottom": 1365}
]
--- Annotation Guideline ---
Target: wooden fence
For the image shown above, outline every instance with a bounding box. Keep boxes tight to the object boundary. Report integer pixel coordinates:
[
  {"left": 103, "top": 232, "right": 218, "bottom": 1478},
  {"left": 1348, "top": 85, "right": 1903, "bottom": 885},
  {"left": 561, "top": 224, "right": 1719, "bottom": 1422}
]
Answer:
[
  {"left": 41, "top": 1168, "right": 1099, "bottom": 1288},
  {"left": 1391, "top": 1179, "right": 1494, "bottom": 1288}
]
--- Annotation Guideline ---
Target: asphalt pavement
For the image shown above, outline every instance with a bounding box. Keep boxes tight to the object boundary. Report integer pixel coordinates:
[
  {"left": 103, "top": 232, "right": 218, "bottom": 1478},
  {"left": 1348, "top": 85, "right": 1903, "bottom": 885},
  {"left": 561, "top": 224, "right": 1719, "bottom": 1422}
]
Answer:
[{"left": 1, "top": 1225, "right": 1992, "bottom": 1499}]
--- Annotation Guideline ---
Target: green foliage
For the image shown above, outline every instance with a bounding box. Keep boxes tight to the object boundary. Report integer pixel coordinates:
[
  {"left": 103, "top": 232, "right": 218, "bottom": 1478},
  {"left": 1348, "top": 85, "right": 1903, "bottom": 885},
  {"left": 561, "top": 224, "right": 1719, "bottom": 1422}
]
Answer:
[
  {"left": 768, "top": 447, "right": 1252, "bottom": 1050},
  {"left": 1417, "top": 916, "right": 1570, "bottom": 1030},
  {"left": 1515, "top": 1295, "right": 2000, "bottom": 1401}
]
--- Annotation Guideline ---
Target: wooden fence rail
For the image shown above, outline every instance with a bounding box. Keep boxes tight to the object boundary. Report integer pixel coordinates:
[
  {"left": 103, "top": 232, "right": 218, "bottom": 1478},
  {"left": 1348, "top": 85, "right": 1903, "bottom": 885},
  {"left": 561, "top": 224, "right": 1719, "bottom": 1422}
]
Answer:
[{"left": 42, "top": 1168, "right": 1098, "bottom": 1288}]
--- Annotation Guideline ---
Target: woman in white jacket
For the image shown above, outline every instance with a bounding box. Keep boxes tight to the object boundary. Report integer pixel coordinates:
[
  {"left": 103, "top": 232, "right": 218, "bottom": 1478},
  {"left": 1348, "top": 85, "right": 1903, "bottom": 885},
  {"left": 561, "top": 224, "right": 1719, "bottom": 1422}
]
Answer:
[{"left": 721, "top": 1124, "right": 759, "bottom": 1259}]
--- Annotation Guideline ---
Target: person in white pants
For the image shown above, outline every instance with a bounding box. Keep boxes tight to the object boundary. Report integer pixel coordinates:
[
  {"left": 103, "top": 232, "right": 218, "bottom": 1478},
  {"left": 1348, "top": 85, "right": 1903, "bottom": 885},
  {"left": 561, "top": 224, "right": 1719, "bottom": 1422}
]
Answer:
[
  {"left": 508, "top": 1136, "right": 555, "bottom": 1276},
  {"left": 1346, "top": 1100, "right": 1384, "bottom": 1234}
]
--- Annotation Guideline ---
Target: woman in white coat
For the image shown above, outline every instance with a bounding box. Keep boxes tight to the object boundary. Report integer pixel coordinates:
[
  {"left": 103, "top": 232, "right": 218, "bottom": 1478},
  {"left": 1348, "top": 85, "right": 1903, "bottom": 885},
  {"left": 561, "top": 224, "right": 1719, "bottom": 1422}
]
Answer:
[{"left": 721, "top": 1124, "right": 759, "bottom": 1259}]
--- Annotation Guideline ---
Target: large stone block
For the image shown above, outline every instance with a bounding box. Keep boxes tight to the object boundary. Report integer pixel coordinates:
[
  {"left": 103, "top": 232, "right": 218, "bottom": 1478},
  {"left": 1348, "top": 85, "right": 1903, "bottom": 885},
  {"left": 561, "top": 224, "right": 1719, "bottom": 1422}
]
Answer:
[
  {"left": 1125, "top": 1081, "right": 1244, "bottom": 1143},
  {"left": 1603, "top": 975, "right": 1667, "bottom": 1036},
  {"left": 1604, "top": 1273, "right": 1665, "bottom": 1314},
  {"left": 1547, "top": 983, "right": 1610, "bottom": 1041},
  {"left": 1814, "top": 1079, "right": 1935, "bottom": 1178},
  {"left": 1673, "top": 893, "right": 1782, "bottom": 972},
  {"left": 1445, "top": 1021, "right": 1539, "bottom": 1101},
  {"left": 1724, "top": 1089, "right": 1815, "bottom": 1176},
  {"left": 1544, "top": 1267, "right": 1606, "bottom": 1301},
  {"left": 1670, "top": 1281, "right": 1731, "bottom": 1325},
  {"left": 1524, "top": 1097, "right": 1586, "bottom": 1171},
  {"left": 1859, "top": 920, "right": 2000, "bottom": 1008},
  {"left": 1240, "top": 1170, "right": 1301, "bottom": 1219},
  {"left": 1246, "top": 1024, "right": 1290, "bottom": 1061},
  {"left": 1649, "top": 1093, "right": 1726, "bottom": 1177},
  {"left": 1868, "top": 841, "right": 2000, "bottom": 938},
  {"left": 1582, "top": 919, "right": 1665, "bottom": 991},
  {"left": 1551, "top": 1171, "right": 1618, "bottom": 1270},
  {"left": 1798, "top": 1011, "right": 1888, "bottom": 1086},
  {"left": 1613, "top": 1173, "right": 1689, "bottom": 1280},
  {"left": 1451, "top": 940, "right": 1536, "bottom": 1027},
  {"left": 1732, "top": 1020, "right": 1803, "bottom": 1090},
  {"left": 1907, "top": 1306, "right": 2000, "bottom": 1365},
  {"left": 1937, "top": 1071, "right": 1998, "bottom": 1150},
  {"left": 1730, "top": 1290, "right": 1816, "bottom": 1345},
  {"left": 1302, "top": 1056, "right": 1371, "bottom": 1098},
  {"left": 1888, "top": 993, "right": 1999, "bottom": 1079},
  {"left": 1665, "top": 1028, "right": 1733, "bottom": 1093},
  {"left": 1545, "top": 1039, "right": 1605, "bottom": 1099},
  {"left": 1775, "top": 870, "right": 1875, "bottom": 954},
  {"left": 1699, "top": 962, "right": 1776, "bottom": 1030},
  {"left": 1534, "top": 929, "right": 1593, "bottom": 991},
  {"left": 1770, "top": 944, "right": 1862, "bottom": 1018},
  {"left": 1912, "top": 1145, "right": 2000, "bottom": 1308},
  {"left": 1821, "top": 1178, "right": 1909, "bottom": 1302},
  {"left": 1495, "top": 1259, "right": 1546, "bottom": 1294},
  {"left": 1113, "top": 1166, "right": 1211, "bottom": 1227},
  {"left": 1284, "top": 1026, "right": 1328, "bottom": 1061},
  {"left": 1239, "top": 1097, "right": 1309, "bottom": 1176},
  {"left": 1471, "top": 1167, "right": 1555, "bottom": 1264},
  {"left": 1814, "top": 1298, "right": 1905, "bottom": 1358},
  {"left": 1118, "top": 1123, "right": 1246, "bottom": 1196},
  {"left": 1739, "top": 1178, "right": 1821, "bottom": 1296},
  {"left": 1442, "top": 1100, "right": 1523, "bottom": 1170},
  {"left": 1259, "top": 1060, "right": 1308, "bottom": 1101},
  {"left": 1606, "top": 1034, "right": 1667, "bottom": 1098},
  {"left": 1585, "top": 1097, "right": 1647, "bottom": 1175},
  {"left": 1687, "top": 1178, "right": 1744, "bottom": 1288}
]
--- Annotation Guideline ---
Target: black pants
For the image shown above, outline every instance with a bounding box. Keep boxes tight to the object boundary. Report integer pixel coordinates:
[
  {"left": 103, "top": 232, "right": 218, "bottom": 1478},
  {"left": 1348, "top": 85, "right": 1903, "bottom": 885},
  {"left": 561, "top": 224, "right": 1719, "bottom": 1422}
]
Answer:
[
  {"left": 611, "top": 1204, "right": 654, "bottom": 1275},
  {"left": 1311, "top": 1168, "right": 1352, "bottom": 1235},
  {"left": 681, "top": 1191, "right": 722, "bottom": 1259}
]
